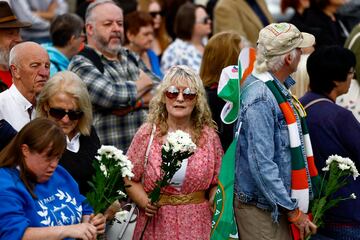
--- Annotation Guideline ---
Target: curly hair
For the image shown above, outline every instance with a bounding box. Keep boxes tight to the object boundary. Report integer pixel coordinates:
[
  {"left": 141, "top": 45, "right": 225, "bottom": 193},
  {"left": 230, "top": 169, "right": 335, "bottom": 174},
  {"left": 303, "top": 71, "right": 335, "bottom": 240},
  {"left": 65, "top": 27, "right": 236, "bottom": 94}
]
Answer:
[{"left": 147, "top": 65, "right": 216, "bottom": 143}]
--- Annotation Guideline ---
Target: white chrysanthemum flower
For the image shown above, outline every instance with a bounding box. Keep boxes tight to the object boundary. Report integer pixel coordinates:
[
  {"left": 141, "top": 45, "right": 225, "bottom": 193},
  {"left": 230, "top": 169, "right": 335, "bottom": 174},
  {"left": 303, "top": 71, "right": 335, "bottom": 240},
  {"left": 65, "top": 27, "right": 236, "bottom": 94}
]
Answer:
[
  {"left": 325, "top": 155, "right": 336, "bottom": 165},
  {"left": 351, "top": 167, "right": 359, "bottom": 180},
  {"left": 164, "top": 130, "right": 196, "bottom": 154},
  {"left": 322, "top": 165, "right": 330, "bottom": 172},
  {"left": 122, "top": 168, "right": 134, "bottom": 178},
  {"left": 117, "top": 190, "right": 127, "bottom": 198},
  {"left": 115, "top": 210, "right": 129, "bottom": 223},
  {"left": 95, "top": 155, "right": 102, "bottom": 162},
  {"left": 100, "top": 163, "right": 108, "bottom": 177},
  {"left": 98, "top": 145, "right": 118, "bottom": 155},
  {"left": 338, "top": 163, "right": 351, "bottom": 171},
  {"left": 113, "top": 149, "right": 125, "bottom": 161},
  {"left": 117, "top": 159, "right": 134, "bottom": 170},
  {"left": 350, "top": 193, "right": 357, "bottom": 199},
  {"left": 324, "top": 155, "right": 359, "bottom": 180}
]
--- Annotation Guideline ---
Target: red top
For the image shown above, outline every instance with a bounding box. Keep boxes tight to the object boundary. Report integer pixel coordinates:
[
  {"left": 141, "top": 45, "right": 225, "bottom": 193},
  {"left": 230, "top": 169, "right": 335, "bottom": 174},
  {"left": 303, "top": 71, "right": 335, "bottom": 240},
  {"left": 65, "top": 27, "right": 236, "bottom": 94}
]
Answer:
[{"left": 0, "top": 70, "right": 12, "bottom": 88}]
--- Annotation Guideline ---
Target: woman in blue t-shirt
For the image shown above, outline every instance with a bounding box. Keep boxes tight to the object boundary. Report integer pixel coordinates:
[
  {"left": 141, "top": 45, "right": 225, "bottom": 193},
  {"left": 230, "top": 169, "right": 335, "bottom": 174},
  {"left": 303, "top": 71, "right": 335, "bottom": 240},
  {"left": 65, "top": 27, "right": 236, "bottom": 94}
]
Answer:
[{"left": 0, "top": 118, "right": 106, "bottom": 239}]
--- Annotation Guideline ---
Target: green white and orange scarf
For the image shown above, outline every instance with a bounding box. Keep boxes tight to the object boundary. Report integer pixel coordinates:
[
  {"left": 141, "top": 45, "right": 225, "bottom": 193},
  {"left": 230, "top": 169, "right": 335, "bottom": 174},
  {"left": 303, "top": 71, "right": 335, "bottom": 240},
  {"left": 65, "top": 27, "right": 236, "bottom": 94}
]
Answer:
[{"left": 253, "top": 71, "right": 320, "bottom": 213}]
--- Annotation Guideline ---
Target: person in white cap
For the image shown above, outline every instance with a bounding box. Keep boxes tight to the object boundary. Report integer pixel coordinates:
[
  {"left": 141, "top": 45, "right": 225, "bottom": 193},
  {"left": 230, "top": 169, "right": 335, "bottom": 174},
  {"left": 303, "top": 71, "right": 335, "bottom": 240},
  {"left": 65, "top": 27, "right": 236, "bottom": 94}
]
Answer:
[{"left": 233, "top": 22, "right": 318, "bottom": 240}]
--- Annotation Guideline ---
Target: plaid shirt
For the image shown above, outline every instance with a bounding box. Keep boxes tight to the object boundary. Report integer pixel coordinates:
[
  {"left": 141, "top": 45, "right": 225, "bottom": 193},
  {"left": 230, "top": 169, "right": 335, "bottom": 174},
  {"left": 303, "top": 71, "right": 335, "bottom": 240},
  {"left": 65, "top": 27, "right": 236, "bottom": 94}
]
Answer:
[{"left": 69, "top": 47, "right": 160, "bottom": 151}]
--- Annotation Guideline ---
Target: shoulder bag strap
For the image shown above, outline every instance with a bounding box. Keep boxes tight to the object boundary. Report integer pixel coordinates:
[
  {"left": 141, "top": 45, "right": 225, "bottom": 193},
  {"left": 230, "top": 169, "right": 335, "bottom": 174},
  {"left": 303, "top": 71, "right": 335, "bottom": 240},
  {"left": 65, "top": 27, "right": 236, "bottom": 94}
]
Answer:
[
  {"left": 78, "top": 46, "right": 105, "bottom": 73},
  {"left": 303, "top": 98, "right": 333, "bottom": 110},
  {"left": 141, "top": 124, "right": 156, "bottom": 184}
]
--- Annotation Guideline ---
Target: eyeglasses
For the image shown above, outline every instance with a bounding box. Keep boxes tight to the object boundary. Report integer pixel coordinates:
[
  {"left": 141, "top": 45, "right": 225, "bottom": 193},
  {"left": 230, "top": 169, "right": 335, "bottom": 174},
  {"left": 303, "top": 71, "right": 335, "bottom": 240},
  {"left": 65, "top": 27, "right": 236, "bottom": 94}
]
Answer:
[
  {"left": 165, "top": 86, "right": 197, "bottom": 101},
  {"left": 149, "top": 11, "right": 164, "bottom": 18},
  {"left": 196, "top": 16, "right": 211, "bottom": 24},
  {"left": 48, "top": 108, "right": 83, "bottom": 121}
]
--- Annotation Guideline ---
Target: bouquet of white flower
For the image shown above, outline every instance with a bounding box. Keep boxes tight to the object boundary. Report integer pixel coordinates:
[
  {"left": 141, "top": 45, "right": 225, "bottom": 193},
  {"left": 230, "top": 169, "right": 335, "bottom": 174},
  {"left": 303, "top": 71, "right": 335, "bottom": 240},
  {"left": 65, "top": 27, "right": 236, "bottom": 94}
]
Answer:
[
  {"left": 140, "top": 130, "right": 196, "bottom": 239},
  {"left": 148, "top": 130, "right": 197, "bottom": 203},
  {"left": 86, "top": 145, "right": 134, "bottom": 214},
  {"left": 310, "top": 154, "right": 359, "bottom": 229}
]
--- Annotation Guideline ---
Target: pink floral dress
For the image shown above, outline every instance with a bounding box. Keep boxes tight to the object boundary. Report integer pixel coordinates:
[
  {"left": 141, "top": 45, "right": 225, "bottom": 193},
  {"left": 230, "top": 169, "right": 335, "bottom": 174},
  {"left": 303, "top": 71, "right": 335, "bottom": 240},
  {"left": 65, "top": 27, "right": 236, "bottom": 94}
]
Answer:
[{"left": 127, "top": 123, "right": 223, "bottom": 240}]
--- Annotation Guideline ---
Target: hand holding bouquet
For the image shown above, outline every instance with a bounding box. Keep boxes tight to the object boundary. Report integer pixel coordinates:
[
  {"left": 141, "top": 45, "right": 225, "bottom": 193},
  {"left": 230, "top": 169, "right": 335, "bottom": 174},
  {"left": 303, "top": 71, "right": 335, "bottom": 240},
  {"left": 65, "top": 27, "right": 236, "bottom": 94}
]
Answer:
[
  {"left": 140, "top": 130, "right": 196, "bottom": 239},
  {"left": 310, "top": 155, "right": 358, "bottom": 228}
]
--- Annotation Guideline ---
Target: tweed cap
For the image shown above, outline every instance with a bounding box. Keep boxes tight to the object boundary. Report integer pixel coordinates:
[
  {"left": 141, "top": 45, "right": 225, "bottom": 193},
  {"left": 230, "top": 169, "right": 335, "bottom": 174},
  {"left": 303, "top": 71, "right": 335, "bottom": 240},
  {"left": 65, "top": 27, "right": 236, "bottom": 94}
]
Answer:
[{"left": 257, "top": 22, "right": 315, "bottom": 57}]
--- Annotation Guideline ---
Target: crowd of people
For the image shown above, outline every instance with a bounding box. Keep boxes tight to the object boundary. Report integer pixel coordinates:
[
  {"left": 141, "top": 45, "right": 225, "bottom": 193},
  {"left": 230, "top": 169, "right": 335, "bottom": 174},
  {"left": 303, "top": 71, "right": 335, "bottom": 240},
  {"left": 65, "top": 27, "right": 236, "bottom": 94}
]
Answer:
[{"left": 0, "top": 0, "right": 360, "bottom": 239}]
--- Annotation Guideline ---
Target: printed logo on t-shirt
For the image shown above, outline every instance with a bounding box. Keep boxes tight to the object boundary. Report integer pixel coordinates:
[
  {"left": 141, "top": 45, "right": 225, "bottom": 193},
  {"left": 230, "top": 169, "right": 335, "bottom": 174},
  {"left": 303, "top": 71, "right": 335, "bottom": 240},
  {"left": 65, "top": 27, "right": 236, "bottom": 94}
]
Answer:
[{"left": 36, "top": 189, "right": 83, "bottom": 226}]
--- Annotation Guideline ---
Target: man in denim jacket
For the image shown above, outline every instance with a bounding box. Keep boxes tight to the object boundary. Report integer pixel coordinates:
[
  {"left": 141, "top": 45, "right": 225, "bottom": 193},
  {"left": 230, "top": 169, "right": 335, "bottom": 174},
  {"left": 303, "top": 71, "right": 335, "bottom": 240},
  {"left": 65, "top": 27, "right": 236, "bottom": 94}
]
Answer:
[{"left": 234, "top": 23, "right": 317, "bottom": 240}]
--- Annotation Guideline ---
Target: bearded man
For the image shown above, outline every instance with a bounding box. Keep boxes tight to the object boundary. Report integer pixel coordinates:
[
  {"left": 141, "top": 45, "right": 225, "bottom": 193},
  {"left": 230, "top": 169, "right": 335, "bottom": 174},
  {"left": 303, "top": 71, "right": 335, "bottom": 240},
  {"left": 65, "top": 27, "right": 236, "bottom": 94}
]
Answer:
[{"left": 69, "top": 0, "right": 160, "bottom": 151}]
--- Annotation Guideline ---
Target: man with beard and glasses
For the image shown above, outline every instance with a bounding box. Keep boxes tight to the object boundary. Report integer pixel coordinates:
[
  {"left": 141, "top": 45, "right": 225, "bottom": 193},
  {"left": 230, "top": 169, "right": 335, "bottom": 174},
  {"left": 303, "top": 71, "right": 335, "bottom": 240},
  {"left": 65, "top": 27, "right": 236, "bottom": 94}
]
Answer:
[
  {"left": 0, "top": 2, "right": 31, "bottom": 92},
  {"left": 0, "top": 42, "right": 50, "bottom": 131},
  {"left": 69, "top": 0, "right": 160, "bottom": 151}
]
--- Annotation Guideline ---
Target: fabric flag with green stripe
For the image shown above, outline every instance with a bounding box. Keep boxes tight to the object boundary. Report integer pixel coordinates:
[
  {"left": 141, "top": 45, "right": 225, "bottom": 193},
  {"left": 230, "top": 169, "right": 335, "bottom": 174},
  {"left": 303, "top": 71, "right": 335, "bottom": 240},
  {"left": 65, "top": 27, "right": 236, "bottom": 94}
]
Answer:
[
  {"left": 210, "top": 138, "right": 239, "bottom": 240},
  {"left": 211, "top": 47, "right": 256, "bottom": 240}
]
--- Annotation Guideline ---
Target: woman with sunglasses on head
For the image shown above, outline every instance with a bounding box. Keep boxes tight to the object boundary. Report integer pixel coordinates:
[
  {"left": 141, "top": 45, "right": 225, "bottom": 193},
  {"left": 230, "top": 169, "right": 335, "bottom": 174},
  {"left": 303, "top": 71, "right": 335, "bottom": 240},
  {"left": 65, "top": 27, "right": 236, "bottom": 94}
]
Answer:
[
  {"left": 138, "top": 0, "right": 171, "bottom": 61},
  {"left": 36, "top": 71, "right": 100, "bottom": 197},
  {"left": 0, "top": 118, "right": 106, "bottom": 239},
  {"left": 124, "top": 65, "right": 223, "bottom": 240},
  {"left": 161, "top": 2, "right": 211, "bottom": 74}
]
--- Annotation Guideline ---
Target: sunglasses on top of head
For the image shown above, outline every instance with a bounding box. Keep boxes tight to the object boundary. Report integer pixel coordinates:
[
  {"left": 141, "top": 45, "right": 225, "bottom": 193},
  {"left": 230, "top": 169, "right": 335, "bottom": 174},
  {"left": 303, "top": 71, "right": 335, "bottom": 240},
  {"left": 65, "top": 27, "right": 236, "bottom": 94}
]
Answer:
[
  {"left": 149, "top": 11, "right": 164, "bottom": 18},
  {"left": 48, "top": 108, "right": 83, "bottom": 121},
  {"left": 165, "top": 86, "right": 197, "bottom": 101}
]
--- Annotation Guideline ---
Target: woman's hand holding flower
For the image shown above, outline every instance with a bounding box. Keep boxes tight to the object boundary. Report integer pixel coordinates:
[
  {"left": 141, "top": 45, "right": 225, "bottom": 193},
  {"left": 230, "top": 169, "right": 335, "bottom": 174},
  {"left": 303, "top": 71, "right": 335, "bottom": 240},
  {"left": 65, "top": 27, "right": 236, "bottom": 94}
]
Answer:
[{"left": 144, "top": 199, "right": 159, "bottom": 217}]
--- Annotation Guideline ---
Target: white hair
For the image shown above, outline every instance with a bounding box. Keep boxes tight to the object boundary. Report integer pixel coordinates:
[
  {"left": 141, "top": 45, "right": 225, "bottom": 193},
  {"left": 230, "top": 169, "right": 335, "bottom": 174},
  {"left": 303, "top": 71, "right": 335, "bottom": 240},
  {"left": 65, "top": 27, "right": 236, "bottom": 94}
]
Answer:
[
  {"left": 0, "top": 47, "right": 9, "bottom": 67},
  {"left": 255, "top": 45, "right": 299, "bottom": 73},
  {"left": 85, "top": 0, "right": 120, "bottom": 24}
]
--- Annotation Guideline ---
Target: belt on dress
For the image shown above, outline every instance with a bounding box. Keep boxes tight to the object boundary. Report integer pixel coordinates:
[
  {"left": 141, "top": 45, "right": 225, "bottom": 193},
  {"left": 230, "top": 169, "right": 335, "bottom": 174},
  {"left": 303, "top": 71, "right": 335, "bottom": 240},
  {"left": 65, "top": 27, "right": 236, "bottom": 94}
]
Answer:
[{"left": 158, "top": 190, "right": 206, "bottom": 206}]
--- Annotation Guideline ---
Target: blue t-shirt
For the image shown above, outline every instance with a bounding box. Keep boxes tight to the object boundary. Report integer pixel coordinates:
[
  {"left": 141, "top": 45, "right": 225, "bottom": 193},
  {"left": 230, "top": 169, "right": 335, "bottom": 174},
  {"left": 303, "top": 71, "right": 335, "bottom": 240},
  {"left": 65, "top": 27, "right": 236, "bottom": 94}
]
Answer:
[
  {"left": 0, "top": 165, "right": 93, "bottom": 239},
  {"left": 147, "top": 49, "right": 163, "bottom": 79}
]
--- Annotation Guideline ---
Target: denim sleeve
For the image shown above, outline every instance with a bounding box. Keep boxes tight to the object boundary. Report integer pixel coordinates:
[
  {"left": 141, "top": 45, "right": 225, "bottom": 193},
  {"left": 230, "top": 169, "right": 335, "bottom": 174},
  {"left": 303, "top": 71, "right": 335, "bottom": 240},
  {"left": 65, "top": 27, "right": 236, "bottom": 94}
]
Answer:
[{"left": 244, "top": 99, "right": 297, "bottom": 211}]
